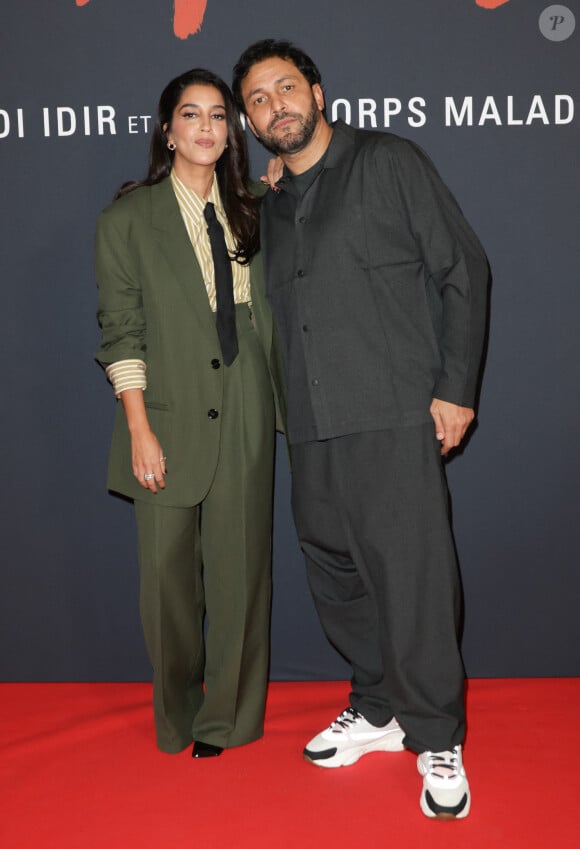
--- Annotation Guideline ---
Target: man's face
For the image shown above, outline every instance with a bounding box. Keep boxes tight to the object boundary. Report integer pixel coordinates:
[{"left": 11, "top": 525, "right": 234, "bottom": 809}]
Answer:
[{"left": 240, "top": 56, "right": 325, "bottom": 155}]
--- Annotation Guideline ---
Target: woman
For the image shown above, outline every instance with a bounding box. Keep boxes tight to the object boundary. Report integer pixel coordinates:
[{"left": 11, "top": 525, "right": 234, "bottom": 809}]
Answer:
[{"left": 95, "top": 69, "right": 280, "bottom": 758}]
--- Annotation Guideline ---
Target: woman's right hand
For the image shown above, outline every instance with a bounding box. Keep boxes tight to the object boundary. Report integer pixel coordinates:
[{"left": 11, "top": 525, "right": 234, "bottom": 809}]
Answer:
[
  {"left": 130, "top": 427, "right": 167, "bottom": 493},
  {"left": 119, "top": 388, "right": 167, "bottom": 493}
]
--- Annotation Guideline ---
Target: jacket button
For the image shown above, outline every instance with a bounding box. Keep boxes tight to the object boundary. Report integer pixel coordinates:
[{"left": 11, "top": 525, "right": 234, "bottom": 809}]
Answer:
[
  {"left": 211, "top": 358, "right": 221, "bottom": 369},
  {"left": 207, "top": 409, "right": 219, "bottom": 419},
  {"left": 296, "top": 269, "right": 305, "bottom": 277}
]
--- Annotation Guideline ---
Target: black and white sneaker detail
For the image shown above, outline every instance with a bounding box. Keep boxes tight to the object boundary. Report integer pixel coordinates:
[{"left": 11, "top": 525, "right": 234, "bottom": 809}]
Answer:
[
  {"left": 417, "top": 744, "right": 471, "bottom": 819},
  {"left": 303, "top": 707, "right": 404, "bottom": 768}
]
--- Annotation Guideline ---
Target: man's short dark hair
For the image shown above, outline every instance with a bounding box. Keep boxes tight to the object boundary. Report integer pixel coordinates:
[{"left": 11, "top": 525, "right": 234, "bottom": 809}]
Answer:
[{"left": 232, "top": 39, "right": 323, "bottom": 114}]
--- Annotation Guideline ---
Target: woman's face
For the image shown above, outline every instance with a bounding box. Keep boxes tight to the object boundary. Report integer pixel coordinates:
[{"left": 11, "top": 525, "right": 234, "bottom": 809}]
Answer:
[{"left": 165, "top": 84, "right": 228, "bottom": 172}]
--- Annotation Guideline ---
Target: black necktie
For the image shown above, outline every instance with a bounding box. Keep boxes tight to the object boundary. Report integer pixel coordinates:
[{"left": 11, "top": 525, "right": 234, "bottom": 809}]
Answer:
[{"left": 204, "top": 202, "right": 238, "bottom": 366}]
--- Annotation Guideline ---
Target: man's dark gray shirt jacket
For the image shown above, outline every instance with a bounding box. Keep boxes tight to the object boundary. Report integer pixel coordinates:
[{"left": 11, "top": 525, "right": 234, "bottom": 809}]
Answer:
[{"left": 260, "top": 119, "right": 489, "bottom": 445}]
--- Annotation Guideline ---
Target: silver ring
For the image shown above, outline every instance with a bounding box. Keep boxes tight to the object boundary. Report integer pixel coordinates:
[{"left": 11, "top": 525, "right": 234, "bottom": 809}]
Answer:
[
  {"left": 144, "top": 473, "right": 155, "bottom": 481},
  {"left": 160, "top": 456, "right": 167, "bottom": 461}
]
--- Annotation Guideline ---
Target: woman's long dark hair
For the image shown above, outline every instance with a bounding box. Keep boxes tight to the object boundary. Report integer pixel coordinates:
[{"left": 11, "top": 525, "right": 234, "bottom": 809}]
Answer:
[{"left": 116, "top": 68, "right": 260, "bottom": 262}]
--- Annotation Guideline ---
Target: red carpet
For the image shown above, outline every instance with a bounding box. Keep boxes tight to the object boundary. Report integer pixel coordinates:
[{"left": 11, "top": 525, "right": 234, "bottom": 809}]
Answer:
[{"left": 1, "top": 679, "right": 578, "bottom": 848}]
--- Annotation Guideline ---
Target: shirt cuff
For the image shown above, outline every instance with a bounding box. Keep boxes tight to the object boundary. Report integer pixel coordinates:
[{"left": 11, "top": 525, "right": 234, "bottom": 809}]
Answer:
[{"left": 105, "top": 359, "right": 147, "bottom": 397}]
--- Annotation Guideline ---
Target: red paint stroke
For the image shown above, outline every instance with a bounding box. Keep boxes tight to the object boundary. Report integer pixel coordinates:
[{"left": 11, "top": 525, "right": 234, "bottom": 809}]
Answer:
[
  {"left": 76, "top": 2, "right": 208, "bottom": 39},
  {"left": 174, "top": 0, "right": 208, "bottom": 39},
  {"left": 476, "top": 0, "right": 510, "bottom": 8},
  {"left": 77, "top": 1, "right": 507, "bottom": 37}
]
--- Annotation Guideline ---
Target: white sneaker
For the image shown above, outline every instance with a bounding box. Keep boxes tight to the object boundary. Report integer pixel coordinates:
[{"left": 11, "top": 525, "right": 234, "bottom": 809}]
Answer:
[
  {"left": 303, "top": 707, "right": 405, "bottom": 768},
  {"left": 417, "top": 745, "right": 471, "bottom": 819}
]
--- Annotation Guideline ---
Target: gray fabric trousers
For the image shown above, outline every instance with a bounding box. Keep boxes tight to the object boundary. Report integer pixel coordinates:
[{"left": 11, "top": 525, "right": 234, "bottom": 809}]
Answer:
[
  {"left": 134, "top": 309, "right": 275, "bottom": 754},
  {"left": 290, "top": 423, "right": 466, "bottom": 754}
]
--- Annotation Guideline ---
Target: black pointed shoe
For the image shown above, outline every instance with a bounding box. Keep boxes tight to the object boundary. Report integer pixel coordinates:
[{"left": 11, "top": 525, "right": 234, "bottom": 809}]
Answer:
[{"left": 192, "top": 741, "right": 224, "bottom": 758}]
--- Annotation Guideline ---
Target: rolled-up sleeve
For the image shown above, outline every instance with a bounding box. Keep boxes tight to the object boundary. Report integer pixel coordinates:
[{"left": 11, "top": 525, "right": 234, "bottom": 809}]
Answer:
[
  {"left": 105, "top": 359, "right": 147, "bottom": 397},
  {"left": 94, "top": 204, "right": 148, "bottom": 379}
]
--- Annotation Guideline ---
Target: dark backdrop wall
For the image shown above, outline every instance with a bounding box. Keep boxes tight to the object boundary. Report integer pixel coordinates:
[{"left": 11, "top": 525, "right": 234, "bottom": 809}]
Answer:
[{"left": 2, "top": 0, "right": 579, "bottom": 681}]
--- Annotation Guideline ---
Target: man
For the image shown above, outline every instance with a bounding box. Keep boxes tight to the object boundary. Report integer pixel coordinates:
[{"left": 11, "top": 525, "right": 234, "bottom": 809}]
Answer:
[{"left": 233, "top": 40, "right": 489, "bottom": 819}]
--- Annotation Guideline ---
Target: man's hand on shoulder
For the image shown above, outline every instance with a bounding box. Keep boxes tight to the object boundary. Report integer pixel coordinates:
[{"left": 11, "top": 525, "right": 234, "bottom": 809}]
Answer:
[{"left": 430, "top": 398, "right": 475, "bottom": 455}]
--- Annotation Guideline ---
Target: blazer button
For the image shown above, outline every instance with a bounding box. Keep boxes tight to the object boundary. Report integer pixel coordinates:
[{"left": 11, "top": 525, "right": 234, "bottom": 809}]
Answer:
[
  {"left": 211, "top": 358, "right": 221, "bottom": 369},
  {"left": 207, "top": 409, "right": 219, "bottom": 419},
  {"left": 296, "top": 269, "right": 305, "bottom": 277}
]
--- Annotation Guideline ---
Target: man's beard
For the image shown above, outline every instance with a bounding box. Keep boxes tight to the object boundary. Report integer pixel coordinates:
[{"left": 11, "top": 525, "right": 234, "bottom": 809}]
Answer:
[{"left": 258, "top": 99, "right": 320, "bottom": 155}]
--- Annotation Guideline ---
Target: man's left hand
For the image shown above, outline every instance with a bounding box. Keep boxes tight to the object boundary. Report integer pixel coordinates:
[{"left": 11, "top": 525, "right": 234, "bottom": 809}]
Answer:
[{"left": 430, "top": 398, "right": 475, "bottom": 455}]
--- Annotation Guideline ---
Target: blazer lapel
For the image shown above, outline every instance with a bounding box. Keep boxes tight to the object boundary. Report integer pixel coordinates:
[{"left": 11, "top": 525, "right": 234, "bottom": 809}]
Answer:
[
  {"left": 249, "top": 252, "right": 272, "bottom": 352},
  {"left": 149, "top": 179, "right": 215, "bottom": 327}
]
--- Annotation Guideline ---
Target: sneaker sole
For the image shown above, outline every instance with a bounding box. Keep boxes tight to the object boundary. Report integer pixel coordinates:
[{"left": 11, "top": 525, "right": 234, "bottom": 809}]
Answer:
[{"left": 303, "top": 732, "right": 405, "bottom": 768}]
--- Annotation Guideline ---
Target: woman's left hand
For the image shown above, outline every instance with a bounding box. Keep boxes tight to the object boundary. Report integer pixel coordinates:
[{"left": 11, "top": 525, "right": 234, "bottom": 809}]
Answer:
[{"left": 260, "top": 156, "right": 284, "bottom": 190}]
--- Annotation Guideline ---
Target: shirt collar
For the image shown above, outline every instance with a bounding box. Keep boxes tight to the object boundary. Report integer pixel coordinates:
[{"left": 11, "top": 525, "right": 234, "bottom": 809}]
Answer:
[
  {"left": 276, "top": 119, "right": 354, "bottom": 191},
  {"left": 170, "top": 170, "right": 225, "bottom": 225},
  {"left": 323, "top": 119, "right": 355, "bottom": 168}
]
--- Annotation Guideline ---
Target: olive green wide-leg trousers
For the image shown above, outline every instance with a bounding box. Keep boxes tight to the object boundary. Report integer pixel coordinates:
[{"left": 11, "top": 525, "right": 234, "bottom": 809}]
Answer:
[{"left": 134, "top": 314, "right": 275, "bottom": 754}]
